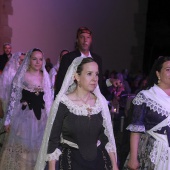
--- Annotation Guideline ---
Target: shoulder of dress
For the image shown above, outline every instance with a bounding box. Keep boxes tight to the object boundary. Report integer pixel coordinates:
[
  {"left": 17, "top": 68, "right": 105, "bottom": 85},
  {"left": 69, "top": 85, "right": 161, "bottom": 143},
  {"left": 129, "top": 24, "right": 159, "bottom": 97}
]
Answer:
[
  {"left": 132, "top": 92, "right": 146, "bottom": 105},
  {"left": 133, "top": 91, "right": 169, "bottom": 117}
]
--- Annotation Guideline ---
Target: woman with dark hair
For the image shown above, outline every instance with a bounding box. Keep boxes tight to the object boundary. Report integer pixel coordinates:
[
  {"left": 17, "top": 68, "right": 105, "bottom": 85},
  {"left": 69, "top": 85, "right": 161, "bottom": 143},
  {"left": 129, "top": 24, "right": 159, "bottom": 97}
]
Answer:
[
  {"left": 124, "top": 56, "right": 170, "bottom": 170},
  {"left": 49, "top": 49, "right": 69, "bottom": 89},
  {"left": 0, "top": 48, "right": 53, "bottom": 169},
  {"left": 35, "top": 57, "right": 118, "bottom": 170}
]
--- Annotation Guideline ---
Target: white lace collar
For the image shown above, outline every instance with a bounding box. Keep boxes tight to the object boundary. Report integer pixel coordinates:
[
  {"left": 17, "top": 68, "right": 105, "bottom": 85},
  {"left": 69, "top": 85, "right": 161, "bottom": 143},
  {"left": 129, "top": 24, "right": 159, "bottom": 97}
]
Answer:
[
  {"left": 60, "top": 94, "right": 102, "bottom": 116},
  {"left": 133, "top": 84, "right": 170, "bottom": 117},
  {"left": 22, "top": 81, "right": 44, "bottom": 92}
]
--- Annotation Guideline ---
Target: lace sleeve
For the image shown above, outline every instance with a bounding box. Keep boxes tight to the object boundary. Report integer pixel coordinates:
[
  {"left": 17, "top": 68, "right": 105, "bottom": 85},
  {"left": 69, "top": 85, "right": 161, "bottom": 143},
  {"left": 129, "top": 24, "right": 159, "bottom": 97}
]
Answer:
[
  {"left": 128, "top": 98, "right": 147, "bottom": 128},
  {"left": 105, "top": 142, "right": 115, "bottom": 153},
  {"left": 46, "top": 148, "right": 62, "bottom": 161},
  {"left": 126, "top": 124, "right": 145, "bottom": 132},
  {"left": 4, "top": 85, "right": 22, "bottom": 126}
]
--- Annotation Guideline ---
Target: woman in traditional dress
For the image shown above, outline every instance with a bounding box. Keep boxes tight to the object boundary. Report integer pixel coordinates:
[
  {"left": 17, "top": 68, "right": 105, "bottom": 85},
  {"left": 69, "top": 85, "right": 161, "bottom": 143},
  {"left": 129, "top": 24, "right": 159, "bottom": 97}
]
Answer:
[
  {"left": 35, "top": 57, "right": 118, "bottom": 170},
  {"left": 0, "top": 48, "right": 53, "bottom": 170},
  {"left": 124, "top": 56, "right": 170, "bottom": 170},
  {"left": 0, "top": 52, "right": 25, "bottom": 150},
  {"left": 0, "top": 52, "right": 25, "bottom": 113}
]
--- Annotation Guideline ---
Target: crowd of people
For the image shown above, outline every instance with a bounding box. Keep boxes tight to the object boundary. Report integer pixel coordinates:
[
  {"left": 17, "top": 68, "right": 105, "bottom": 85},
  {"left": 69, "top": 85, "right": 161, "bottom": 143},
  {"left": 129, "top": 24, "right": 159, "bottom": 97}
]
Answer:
[{"left": 0, "top": 26, "right": 169, "bottom": 170}]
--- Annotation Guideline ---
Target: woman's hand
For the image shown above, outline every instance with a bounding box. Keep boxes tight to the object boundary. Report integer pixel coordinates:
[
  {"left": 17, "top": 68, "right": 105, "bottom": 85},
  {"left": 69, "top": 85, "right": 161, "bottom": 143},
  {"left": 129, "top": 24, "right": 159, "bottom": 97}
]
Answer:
[
  {"left": 5, "top": 124, "right": 10, "bottom": 133},
  {"left": 127, "top": 158, "right": 140, "bottom": 170}
]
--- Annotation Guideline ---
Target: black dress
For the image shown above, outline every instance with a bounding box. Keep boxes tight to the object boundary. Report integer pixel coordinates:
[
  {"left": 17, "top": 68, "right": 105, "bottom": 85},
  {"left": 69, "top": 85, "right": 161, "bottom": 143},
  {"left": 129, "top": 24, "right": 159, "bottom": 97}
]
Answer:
[
  {"left": 123, "top": 90, "right": 170, "bottom": 170},
  {"left": 47, "top": 95, "right": 112, "bottom": 170}
]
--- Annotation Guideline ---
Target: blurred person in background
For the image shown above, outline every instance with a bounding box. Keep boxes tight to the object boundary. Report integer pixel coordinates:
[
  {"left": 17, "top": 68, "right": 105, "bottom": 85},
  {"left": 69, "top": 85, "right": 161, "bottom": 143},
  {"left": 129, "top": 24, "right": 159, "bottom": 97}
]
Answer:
[
  {"left": 0, "top": 43, "right": 12, "bottom": 73},
  {"left": 49, "top": 50, "right": 69, "bottom": 89},
  {"left": 0, "top": 52, "right": 25, "bottom": 150}
]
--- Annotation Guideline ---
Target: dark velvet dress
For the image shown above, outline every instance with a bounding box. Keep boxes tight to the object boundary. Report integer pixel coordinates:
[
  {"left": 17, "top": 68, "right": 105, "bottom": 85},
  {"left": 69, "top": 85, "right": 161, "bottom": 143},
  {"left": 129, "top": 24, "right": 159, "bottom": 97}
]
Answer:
[
  {"left": 123, "top": 86, "right": 170, "bottom": 170},
  {"left": 47, "top": 95, "right": 112, "bottom": 170}
]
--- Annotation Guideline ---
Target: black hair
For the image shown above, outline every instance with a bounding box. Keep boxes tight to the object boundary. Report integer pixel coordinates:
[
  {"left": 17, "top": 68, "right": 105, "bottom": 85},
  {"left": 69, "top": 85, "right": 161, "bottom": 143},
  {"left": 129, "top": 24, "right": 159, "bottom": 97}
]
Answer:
[
  {"left": 147, "top": 56, "right": 170, "bottom": 88},
  {"left": 59, "top": 50, "right": 69, "bottom": 60},
  {"left": 76, "top": 57, "right": 96, "bottom": 75}
]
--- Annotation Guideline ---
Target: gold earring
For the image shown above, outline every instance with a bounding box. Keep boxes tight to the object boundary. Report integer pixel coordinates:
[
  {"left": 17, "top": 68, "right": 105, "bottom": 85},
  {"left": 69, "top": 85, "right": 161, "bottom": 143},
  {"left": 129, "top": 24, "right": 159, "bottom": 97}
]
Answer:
[
  {"left": 78, "top": 81, "right": 81, "bottom": 88},
  {"left": 158, "top": 77, "right": 161, "bottom": 84}
]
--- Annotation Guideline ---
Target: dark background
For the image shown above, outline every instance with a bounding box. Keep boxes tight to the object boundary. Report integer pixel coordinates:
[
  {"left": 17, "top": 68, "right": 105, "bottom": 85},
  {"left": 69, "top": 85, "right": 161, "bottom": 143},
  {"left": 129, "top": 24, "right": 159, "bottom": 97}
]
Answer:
[{"left": 143, "top": 0, "right": 170, "bottom": 74}]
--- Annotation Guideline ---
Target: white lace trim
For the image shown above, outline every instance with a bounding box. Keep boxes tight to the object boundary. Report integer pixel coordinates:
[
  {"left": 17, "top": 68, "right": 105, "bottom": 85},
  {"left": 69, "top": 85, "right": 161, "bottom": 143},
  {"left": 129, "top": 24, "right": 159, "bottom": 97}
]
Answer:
[
  {"left": 150, "top": 140, "right": 169, "bottom": 164},
  {"left": 133, "top": 92, "right": 169, "bottom": 117},
  {"left": 61, "top": 94, "right": 102, "bottom": 116},
  {"left": 46, "top": 148, "right": 61, "bottom": 161},
  {"left": 22, "top": 82, "right": 44, "bottom": 93},
  {"left": 126, "top": 124, "right": 145, "bottom": 132},
  {"left": 105, "top": 142, "right": 115, "bottom": 153}
]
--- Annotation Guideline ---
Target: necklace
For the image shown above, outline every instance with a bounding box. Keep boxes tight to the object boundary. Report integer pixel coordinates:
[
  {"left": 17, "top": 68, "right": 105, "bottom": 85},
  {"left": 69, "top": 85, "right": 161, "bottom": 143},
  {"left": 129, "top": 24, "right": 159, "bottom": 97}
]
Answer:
[
  {"left": 76, "top": 92, "right": 92, "bottom": 118},
  {"left": 76, "top": 92, "right": 91, "bottom": 105},
  {"left": 86, "top": 108, "right": 92, "bottom": 118}
]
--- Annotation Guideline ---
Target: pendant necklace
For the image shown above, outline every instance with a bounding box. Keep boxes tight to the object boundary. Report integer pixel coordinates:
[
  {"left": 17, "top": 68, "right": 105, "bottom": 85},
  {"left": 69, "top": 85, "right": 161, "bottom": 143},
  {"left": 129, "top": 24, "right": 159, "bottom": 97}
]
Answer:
[{"left": 76, "top": 92, "right": 92, "bottom": 118}]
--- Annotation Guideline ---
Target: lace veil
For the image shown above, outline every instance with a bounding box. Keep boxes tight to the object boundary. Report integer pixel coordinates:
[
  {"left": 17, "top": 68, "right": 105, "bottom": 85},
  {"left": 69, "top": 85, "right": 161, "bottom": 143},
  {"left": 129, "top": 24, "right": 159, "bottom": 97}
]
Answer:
[
  {"left": 4, "top": 48, "right": 53, "bottom": 125},
  {"left": 0, "top": 52, "right": 23, "bottom": 112},
  {"left": 35, "top": 57, "right": 117, "bottom": 170}
]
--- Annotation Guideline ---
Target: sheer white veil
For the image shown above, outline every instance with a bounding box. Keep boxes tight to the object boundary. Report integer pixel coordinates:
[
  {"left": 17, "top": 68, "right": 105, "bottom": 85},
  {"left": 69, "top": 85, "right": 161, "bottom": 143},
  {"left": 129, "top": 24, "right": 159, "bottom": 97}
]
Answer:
[
  {"left": 0, "top": 52, "right": 23, "bottom": 112},
  {"left": 4, "top": 48, "right": 53, "bottom": 126},
  {"left": 35, "top": 57, "right": 117, "bottom": 170}
]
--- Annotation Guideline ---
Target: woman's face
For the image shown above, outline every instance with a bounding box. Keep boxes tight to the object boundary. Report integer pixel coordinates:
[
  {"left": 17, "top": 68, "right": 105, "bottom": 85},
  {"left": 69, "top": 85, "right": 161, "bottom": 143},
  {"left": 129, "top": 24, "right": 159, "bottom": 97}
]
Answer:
[
  {"left": 29, "top": 51, "right": 43, "bottom": 71},
  {"left": 156, "top": 61, "right": 170, "bottom": 88},
  {"left": 19, "top": 54, "right": 25, "bottom": 65},
  {"left": 76, "top": 62, "right": 99, "bottom": 92}
]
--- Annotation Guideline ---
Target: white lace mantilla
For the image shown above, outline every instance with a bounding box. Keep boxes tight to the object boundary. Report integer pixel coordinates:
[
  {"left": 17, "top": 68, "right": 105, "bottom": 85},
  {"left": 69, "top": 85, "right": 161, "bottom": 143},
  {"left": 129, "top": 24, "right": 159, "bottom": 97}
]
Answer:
[
  {"left": 60, "top": 94, "right": 102, "bottom": 116},
  {"left": 133, "top": 92, "right": 169, "bottom": 117},
  {"left": 150, "top": 140, "right": 169, "bottom": 164},
  {"left": 46, "top": 148, "right": 61, "bottom": 161}
]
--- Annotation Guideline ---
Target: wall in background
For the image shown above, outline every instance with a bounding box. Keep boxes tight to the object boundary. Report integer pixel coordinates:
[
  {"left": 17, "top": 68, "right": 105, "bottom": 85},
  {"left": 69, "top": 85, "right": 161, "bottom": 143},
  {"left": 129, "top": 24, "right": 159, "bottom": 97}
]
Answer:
[
  {"left": 0, "top": 0, "right": 12, "bottom": 49},
  {"left": 1, "top": 0, "right": 148, "bottom": 73}
]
